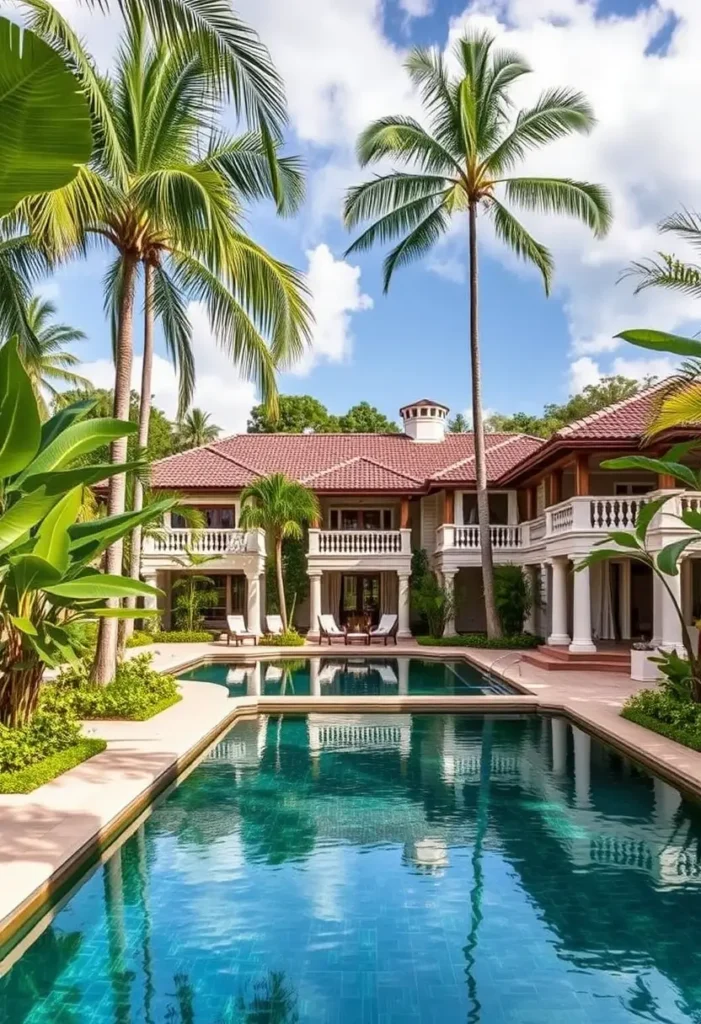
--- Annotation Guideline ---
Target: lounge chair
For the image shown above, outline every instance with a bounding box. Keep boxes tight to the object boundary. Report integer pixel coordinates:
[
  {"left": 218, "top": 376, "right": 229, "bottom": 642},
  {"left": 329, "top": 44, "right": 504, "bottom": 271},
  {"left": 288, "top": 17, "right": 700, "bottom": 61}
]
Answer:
[
  {"left": 226, "top": 615, "right": 258, "bottom": 646},
  {"left": 377, "top": 664, "right": 398, "bottom": 685},
  {"left": 266, "top": 614, "right": 284, "bottom": 636},
  {"left": 369, "top": 614, "right": 399, "bottom": 645},
  {"left": 318, "top": 614, "right": 347, "bottom": 645}
]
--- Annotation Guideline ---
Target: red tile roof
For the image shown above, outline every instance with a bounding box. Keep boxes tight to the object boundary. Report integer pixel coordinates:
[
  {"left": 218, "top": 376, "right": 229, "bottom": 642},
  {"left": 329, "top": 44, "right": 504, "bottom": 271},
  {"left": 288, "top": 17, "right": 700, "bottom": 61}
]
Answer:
[
  {"left": 552, "top": 379, "right": 671, "bottom": 440},
  {"left": 151, "top": 431, "right": 544, "bottom": 492}
]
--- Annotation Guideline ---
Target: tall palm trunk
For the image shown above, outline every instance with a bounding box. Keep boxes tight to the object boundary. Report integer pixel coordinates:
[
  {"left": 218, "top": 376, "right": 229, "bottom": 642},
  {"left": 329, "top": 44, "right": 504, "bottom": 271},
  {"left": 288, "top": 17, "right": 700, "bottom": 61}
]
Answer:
[
  {"left": 120, "top": 262, "right": 155, "bottom": 654},
  {"left": 275, "top": 535, "right": 288, "bottom": 630},
  {"left": 92, "top": 254, "right": 138, "bottom": 684},
  {"left": 469, "top": 203, "right": 501, "bottom": 639}
]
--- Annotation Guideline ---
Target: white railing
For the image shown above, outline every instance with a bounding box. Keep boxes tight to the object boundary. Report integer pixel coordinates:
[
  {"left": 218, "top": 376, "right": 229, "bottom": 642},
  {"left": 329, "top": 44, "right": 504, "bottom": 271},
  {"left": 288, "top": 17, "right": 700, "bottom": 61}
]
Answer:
[
  {"left": 143, "top": 527, "right": 265, "bottom": 557},
  {"left": 589, "top": 497, "right": 644, "bottom": 529},
  {"left": 436, "top": 523, "right": 522, "bottom": 551},
  {"left": 544, "top": 495, "right": 646, "bottom": 536},
  {"left": 308, "top": 528, "right": 411, "bottom": 557}
]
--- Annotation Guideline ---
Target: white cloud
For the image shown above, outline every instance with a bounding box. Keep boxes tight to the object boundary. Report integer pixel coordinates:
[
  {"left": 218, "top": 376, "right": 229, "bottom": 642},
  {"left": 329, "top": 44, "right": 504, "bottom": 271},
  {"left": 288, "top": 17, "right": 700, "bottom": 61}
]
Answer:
[
  {"left": 569, "top": 353, "right": 678, "bottom": 394},
  {"left": 568, "top": 356, "right": 602, "bottom": 394},
  {"left": 292, "top": 244, "right": 373, "bottom": 375},
  {"left": 399, "top": 0, "right": 434, "bottom": 17},
  {"left": 81, "top": 302, "right": 258, "bottom": 434}
]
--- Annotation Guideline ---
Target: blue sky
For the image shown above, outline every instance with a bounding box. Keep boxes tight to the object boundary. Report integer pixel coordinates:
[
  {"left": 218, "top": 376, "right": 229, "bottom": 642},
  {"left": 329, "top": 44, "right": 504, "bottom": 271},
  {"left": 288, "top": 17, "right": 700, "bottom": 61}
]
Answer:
[{"left": 26, "top": 0, "right": 701, "bottom": 431}]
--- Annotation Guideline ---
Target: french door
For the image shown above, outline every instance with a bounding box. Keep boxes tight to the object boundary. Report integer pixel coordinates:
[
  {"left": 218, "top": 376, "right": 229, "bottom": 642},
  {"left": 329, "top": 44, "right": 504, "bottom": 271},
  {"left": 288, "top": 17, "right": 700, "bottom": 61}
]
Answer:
[{"left": 340, "top": 574, "right": 381, "bottom": 626}]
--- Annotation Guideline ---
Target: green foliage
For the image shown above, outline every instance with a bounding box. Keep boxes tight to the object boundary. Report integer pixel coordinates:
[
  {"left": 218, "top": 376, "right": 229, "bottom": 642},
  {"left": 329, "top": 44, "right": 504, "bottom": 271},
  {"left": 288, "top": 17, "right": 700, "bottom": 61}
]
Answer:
[
  {"left": 0, "top": 17, "right": 92, "bottom": 216},
  {"left": 0, "top": 696, "right": 81, "bottom": 773},
  {"left": 0, "top": 341, "right": 173, "bottom": 726},
  {"left": 411, "top": 571, "right": 454, "bottom": 639},
  {"left": 485, "top": 376, "right": 648, "bottom": 438},
  {"left": 171, "top": 548, "right": 219, "bottom": 631},
  {"left": 416, "top": 633, "right": 542, "bottom": 649},
  {"left": 55, "top": 653, "right": 180, "bottom": 720},
  {"left": 266, "top": 538, "right": 308, "bottom": 618},
  {"left": 151, "top": 630, "right": 215, "bottom": 643},
  {"left": 0, "top": 739, "right": 106, "bottom": 794},
  {"left": 175, "top": 408, "right": 222, "bottom": 451},
  {"left": 262, "top": 630, "right": 305, "bottom": 647},
  {"left": 448, "top": 413, "right": 469, "bottom": 433},
  {"left": 126, "top": 630, "right": 154, "bottom": 648},
  {"left": 247, "top": 394, "right": 398, "bottom": 434},
  {"left": 622, "top": 688, "right": 701, "bottom": 752},
  {"left": 410, "top": 547, "right": 431, "bottom": 632},
  {"left": 494, "top": 564, "right": 532, "bottom": 636},
  {"left": 55, "top": 387, "right": 177, "bottom": 463}
]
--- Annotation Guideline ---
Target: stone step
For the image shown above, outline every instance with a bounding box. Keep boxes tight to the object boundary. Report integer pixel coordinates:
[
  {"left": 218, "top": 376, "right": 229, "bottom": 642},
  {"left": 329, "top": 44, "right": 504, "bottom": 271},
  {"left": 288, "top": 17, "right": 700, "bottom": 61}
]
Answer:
[{"left": 522, "top": 648, "right": 631, "bottom": 674}]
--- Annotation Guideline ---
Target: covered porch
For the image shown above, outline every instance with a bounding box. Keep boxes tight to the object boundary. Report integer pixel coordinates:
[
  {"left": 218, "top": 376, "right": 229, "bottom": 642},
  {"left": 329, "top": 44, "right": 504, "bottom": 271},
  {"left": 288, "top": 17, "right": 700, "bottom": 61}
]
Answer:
[{"left": 304, "top": 569, "right": 412, "bottom": 639}]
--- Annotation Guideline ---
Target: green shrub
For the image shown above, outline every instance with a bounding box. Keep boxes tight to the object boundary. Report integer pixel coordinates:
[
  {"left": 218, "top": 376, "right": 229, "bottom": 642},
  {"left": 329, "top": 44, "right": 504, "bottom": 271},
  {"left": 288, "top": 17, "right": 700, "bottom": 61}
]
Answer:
[
  {"left": 55, "top": 653, "right": 181, "bottom": 720},
  {"left": 494, "top": 564, "right": 532, "bottom": 636},
  {"left": 262, "top": 630, "right": 306, "bottom": 647},
  {"left": 126, "top": 630, "right": 154, "bottom": 648},
  {"left": 416, "top": 633, "right": 543, "bottom": 649},
  {"left": 622, "top": 688, "right": 701, "bottom": 751},
  {"left": 151, "top": 630, "right": 214, "bottom": 643},
  {"left": 411, "top": 571, "right": 454, "bottom": 639},
  {"left": 0, "top": 699, "right": 82, "bottom": 773},
  {"left": 64, "top": 620, "right": 98, "bottom": 656},
  {"left": 0, "top": 739, "right": 107, "bottom": 794}
]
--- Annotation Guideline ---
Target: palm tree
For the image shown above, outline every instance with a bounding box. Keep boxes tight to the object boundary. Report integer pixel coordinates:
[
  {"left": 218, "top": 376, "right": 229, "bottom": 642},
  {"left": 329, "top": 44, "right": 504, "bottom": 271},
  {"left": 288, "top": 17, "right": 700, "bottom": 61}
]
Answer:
[
  {"left": 176, "top": 408, "right": 223, "bottom": 450},
  {"left": 19, "top": 12, "right": 312, "bottom": 682},
  {"left": 343, "top": 30, "right": 611, "bottom": 638},
  {"left": 239, "top": 474, "right": 320, "bottom": 631},
  {"left": 8, "top": 296, "right": 89, "bottom": 417},
  {"left": 0, "top": 230, "right": 49, "bottom": 350}
]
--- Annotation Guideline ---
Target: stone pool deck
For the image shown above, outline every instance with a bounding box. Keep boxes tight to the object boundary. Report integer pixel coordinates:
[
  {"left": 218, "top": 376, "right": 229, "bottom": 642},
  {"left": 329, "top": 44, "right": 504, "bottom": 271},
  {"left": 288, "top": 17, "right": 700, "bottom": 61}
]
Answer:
[{"left": 2, "top": 637, "right": 701, "bottom": 951}]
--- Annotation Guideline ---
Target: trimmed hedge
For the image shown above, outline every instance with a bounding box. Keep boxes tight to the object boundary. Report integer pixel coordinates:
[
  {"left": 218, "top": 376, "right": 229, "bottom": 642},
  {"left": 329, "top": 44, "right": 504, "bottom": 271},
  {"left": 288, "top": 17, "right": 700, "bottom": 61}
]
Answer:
[
  {"left": 151, "top": 630, "right": 214, "bottom": 644},
  {"left": 55, "top": 653, "right": 181, "bottom": 720},
  {"left": 416, "top": 633, "right": 543, "bottom": 650},
  {"left": 622, "top": 688, "right": 701, "bottom": 752},
  {"left": 126, "top": 630, "right": 154, "bottom": 648},
  {"left": 261, "top": 630, "right": 306, "bottom": 647},
  {"left": 0, "top": 739, "right": 107, "bottom": 794}
]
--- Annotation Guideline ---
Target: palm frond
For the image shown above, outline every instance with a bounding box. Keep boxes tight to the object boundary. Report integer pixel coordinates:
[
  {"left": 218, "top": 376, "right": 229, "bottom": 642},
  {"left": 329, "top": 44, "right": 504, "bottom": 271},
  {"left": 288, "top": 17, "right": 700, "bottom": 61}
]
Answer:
[
  {"left": 659, "top": 208, "right": 701, "bottom": 256},
  {"left": 503, "top": 177, "right": 611, "bottom": 237},
  {"left": 356, "top": 116, "right": 465, "bottom": 178},
  {"left": 404, "top": 47, "right": 460, "bottom": 153},
  {"left": 486, "top": 88, "right": 595, "bottom": 175},
  {"left": 200, "top": 132, "right": 305, "bottom": 215},
  {"left": 344, "top": 188, "right": 448, "bottom": 256},
  {"left": 153, "top": 262, "right": 194, "bottom": 416},
  {"left": 20, "top": 165, "right": 121, "bottom": 257},
  {"left": 381, "top": 204, "right": 450, "bottom": 292},
  {"left": 489, "top": 198, "right": 554, "bottom": 294},
  {"left": 648, "top": 382, "right": 701, "bottom": 435},
  {"left": 343, "top": 171, "right": 451, "bottom": 228},
  {"left": 0, "top": 233, "right": 49, "bottom": 353},
  {"left": 620, "top": 252, "right": 701, "bottom": 297}
]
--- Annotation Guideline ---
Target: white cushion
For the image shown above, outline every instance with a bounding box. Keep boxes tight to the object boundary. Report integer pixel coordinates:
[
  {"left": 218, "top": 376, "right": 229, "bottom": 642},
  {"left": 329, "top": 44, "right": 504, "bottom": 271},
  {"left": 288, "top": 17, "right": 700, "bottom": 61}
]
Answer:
[
  {"left": 266, "top": 615, "right": 284, "bottom": 635},
  {"left": 319, "top": 614, "right": 343, "bottom": 634},
  {"left": 227, "top": 615, "right": 252, "bottom": 634},
  {"left": 371, "top": 614, "right": 397, "bottom": 635}
]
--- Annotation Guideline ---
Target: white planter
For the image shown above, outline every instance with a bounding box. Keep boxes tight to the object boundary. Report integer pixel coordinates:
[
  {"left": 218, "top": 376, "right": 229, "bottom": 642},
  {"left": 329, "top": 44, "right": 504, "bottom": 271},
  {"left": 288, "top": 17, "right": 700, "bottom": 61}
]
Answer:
[{"left": 630, "top": 649, "right": 661, "bottom": 683}]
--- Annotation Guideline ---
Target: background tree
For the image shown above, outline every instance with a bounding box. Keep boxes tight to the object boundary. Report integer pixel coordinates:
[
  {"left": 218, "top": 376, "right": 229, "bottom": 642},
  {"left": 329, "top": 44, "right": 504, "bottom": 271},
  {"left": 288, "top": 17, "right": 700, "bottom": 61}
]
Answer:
[
  {"left": 448, "top": 412, "right": 469, "bottom": 433},
  {"left": 337, "top": 401, "right": 398, "bottom": 433},
  {"left": 176, "top": 408, "right": 222, "bottom": 450},
  {"left": 239, "top": 474, "right": 320, "bottom": 630},
  {"left": 248, "top": 394, "right": 338, "bottom": 433},
  {"left": 344, "top": 30, "right": 610, "bottom": 638},
  {"left": 7, "top": 296, "right": 89, "bottom": 417}
]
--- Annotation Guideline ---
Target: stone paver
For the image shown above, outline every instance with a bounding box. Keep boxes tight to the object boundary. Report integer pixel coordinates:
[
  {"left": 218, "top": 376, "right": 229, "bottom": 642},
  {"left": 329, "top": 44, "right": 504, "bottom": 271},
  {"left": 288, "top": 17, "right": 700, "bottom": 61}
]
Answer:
[{"left": 2, "top": 637, "right": 701, "bottom": 949}]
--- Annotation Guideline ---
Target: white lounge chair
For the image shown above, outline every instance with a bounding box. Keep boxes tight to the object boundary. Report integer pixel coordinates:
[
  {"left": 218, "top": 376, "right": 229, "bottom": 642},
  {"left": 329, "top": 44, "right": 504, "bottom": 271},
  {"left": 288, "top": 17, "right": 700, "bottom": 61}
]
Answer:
[
  {"left": 318, "top": 614, "right": 348, "bottom": 645},
  {"left": 369, "top": 614, "right": 398, "bottom": 646},
  {"left": 266, "top": 614, "right": 284, "bottom": 635},
  {"left": 377, "top": 664, "right": 398, "bottom": 685},
  {"left": 226, "top": 615, "right": 258, "bottom": 646}
]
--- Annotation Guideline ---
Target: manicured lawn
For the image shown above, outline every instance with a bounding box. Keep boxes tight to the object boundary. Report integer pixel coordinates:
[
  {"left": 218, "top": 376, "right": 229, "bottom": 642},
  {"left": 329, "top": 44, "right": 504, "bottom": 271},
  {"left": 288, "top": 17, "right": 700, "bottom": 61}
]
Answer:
[{"left": 0, "top": 739, "right": 107, "bottom": 795}]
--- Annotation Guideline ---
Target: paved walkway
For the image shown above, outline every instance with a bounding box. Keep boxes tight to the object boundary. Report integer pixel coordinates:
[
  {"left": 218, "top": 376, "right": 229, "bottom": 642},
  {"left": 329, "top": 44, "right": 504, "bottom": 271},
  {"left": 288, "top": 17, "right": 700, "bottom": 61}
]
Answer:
[{"left": 2, "top": 638, "right": 701, "bottom": 951}]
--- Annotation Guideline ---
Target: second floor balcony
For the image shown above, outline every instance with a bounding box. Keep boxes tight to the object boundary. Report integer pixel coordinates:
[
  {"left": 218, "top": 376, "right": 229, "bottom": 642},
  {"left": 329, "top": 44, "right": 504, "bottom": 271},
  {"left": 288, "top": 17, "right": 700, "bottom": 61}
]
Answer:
[
  {"left": 308, "top": 528, "right": 412, "bottom": 560},
  {"left": 142, "top": 527, "right": 266, "bottom": 561}
]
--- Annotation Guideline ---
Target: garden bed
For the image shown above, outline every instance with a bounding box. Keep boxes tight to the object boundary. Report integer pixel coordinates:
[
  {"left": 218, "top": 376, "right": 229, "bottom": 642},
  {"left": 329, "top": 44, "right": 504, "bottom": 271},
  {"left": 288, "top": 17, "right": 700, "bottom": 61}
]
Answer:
[
  {"left": 416, "top": 634, "right": 543, "bottom": 649},
  {"left": 0, "top": 738, "right": 107, "bottom": 795},
  {"left": 622, "top": 689, "right": 701, "bottom": 753}
]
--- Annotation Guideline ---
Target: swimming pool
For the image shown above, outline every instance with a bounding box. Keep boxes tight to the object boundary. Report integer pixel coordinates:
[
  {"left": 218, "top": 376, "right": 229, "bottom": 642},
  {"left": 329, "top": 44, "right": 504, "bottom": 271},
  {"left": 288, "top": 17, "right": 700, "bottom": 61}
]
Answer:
[
  {"left": 177, "top": 655, "right": 516, "bottom": 695},
  {"left": 3, "top": 713, "right": 701, "bottom": 1022}
]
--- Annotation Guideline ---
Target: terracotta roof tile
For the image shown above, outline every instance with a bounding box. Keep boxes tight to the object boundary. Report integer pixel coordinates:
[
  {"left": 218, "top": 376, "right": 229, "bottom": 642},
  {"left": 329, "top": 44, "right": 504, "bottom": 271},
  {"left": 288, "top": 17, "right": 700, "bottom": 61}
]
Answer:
[
  {"left": 553, "top": 379, "right": 672, "bottom": 440},
  {"left": 151, "top": 430, "right": 543, "bottom": 492}
]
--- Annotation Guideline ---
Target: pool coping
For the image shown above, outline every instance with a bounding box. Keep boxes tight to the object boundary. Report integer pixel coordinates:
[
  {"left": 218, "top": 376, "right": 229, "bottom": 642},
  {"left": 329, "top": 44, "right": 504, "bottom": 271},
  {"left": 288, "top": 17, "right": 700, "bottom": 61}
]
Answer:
[{"left": 2, "top": 643, "right": 701, "bottom": 956}]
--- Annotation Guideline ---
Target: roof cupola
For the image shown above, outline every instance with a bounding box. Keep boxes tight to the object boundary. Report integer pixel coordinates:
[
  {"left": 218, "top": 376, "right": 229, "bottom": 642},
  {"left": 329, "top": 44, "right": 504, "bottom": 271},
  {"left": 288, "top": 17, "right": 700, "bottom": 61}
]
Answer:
[{"left": 399, "top": 399, "right": 449, "bottom": 442}]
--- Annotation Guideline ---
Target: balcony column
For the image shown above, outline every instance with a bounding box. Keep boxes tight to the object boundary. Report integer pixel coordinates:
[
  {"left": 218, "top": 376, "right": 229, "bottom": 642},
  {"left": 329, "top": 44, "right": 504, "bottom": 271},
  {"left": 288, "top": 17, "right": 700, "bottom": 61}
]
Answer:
[
  {"left": 441, "top": 569, "right": 457, "bottom": 636},
  {"left": 654, "top": 569, "right": 685, "bottom": 653},
  {"left": 309, "top": 571, "right": 322, "bottom": 640},
  {"left": 244, "top": 569, "right": 262, "bottom": 636},
  {"left": 397, "top": 572, "right": 411, "bottom": 638},
  {"left": 142, "top": 571, "right": 159, "bottom": 614},
  {"left": 569, "top": 558, "right": 596, "bottom": 654},
  {"left": 547, "top": 557, "right": 571, "bottom": 646}
]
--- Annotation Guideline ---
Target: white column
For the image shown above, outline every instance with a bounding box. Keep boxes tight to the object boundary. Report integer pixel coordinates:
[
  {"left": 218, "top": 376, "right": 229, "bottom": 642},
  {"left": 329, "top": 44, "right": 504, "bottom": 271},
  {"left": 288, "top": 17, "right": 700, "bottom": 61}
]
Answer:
[
  {"left": 547, "top": 557, "right": 570, "bottom": 646},
  {"left": 442, "top": 569, "right": 457, "bottom": 637},
  {"left": 655, "top": 570, "right": 684, "bottom": 653},
  {"left": 523, "top": 566, "right": 537, "bottom": 634},
  {"left": 620, "top": 559, "right": 632, "bottom": 640},
  {"left": 538, "top": 563, "right": 548, "bottom": 637},
  {"left": 572, "top": 725, "right": 591, "bottom": 809},
  {"left": 682, "top": 556, "right": 694, "bottom": 626},
  {"left": 398, "top": 657, "right": 409, "bottom": 695},
  {"left": 142, "top": 572, "right": 159, "bottom": 613},
  {"left": 309, "top": 657, "right": 321, "bottom": 697},
  {"left": 309, "top": 572, "right": 322, "bottom": 639},
  {"left": 551, "top": 718, "right": 567, "bottom": 775},
  {"left": 397, "top": 572, "right": 411, "bottom": 638},
  {"left": 245, "top": 571, "right": 262, "bottom": 636},
  {"left": 652, "top": 569, "right": 664, "bottom": 647},
  {"left": 259, "top": 572, "right": 267, "bottom": 633},
  {"left": 569, "top": 559, "right": 596, "bottom": 654}
]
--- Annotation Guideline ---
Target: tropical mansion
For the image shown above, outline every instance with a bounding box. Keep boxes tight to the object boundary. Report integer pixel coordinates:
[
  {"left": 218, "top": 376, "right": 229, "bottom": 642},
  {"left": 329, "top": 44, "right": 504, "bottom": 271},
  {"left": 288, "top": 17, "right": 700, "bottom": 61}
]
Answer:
[{"left": 141, "top": 384, "right": 701, "bottom": 667}]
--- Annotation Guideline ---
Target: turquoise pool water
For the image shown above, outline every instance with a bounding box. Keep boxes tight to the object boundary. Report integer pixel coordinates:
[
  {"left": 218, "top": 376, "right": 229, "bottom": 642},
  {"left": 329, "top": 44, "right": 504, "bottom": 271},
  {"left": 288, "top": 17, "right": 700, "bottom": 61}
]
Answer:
[
  {"left": 3, "top": 714, "right": 701, "bottom": 1023},
  {"left": 177, "top": 656, "right": 515, "bottom": 695}
]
